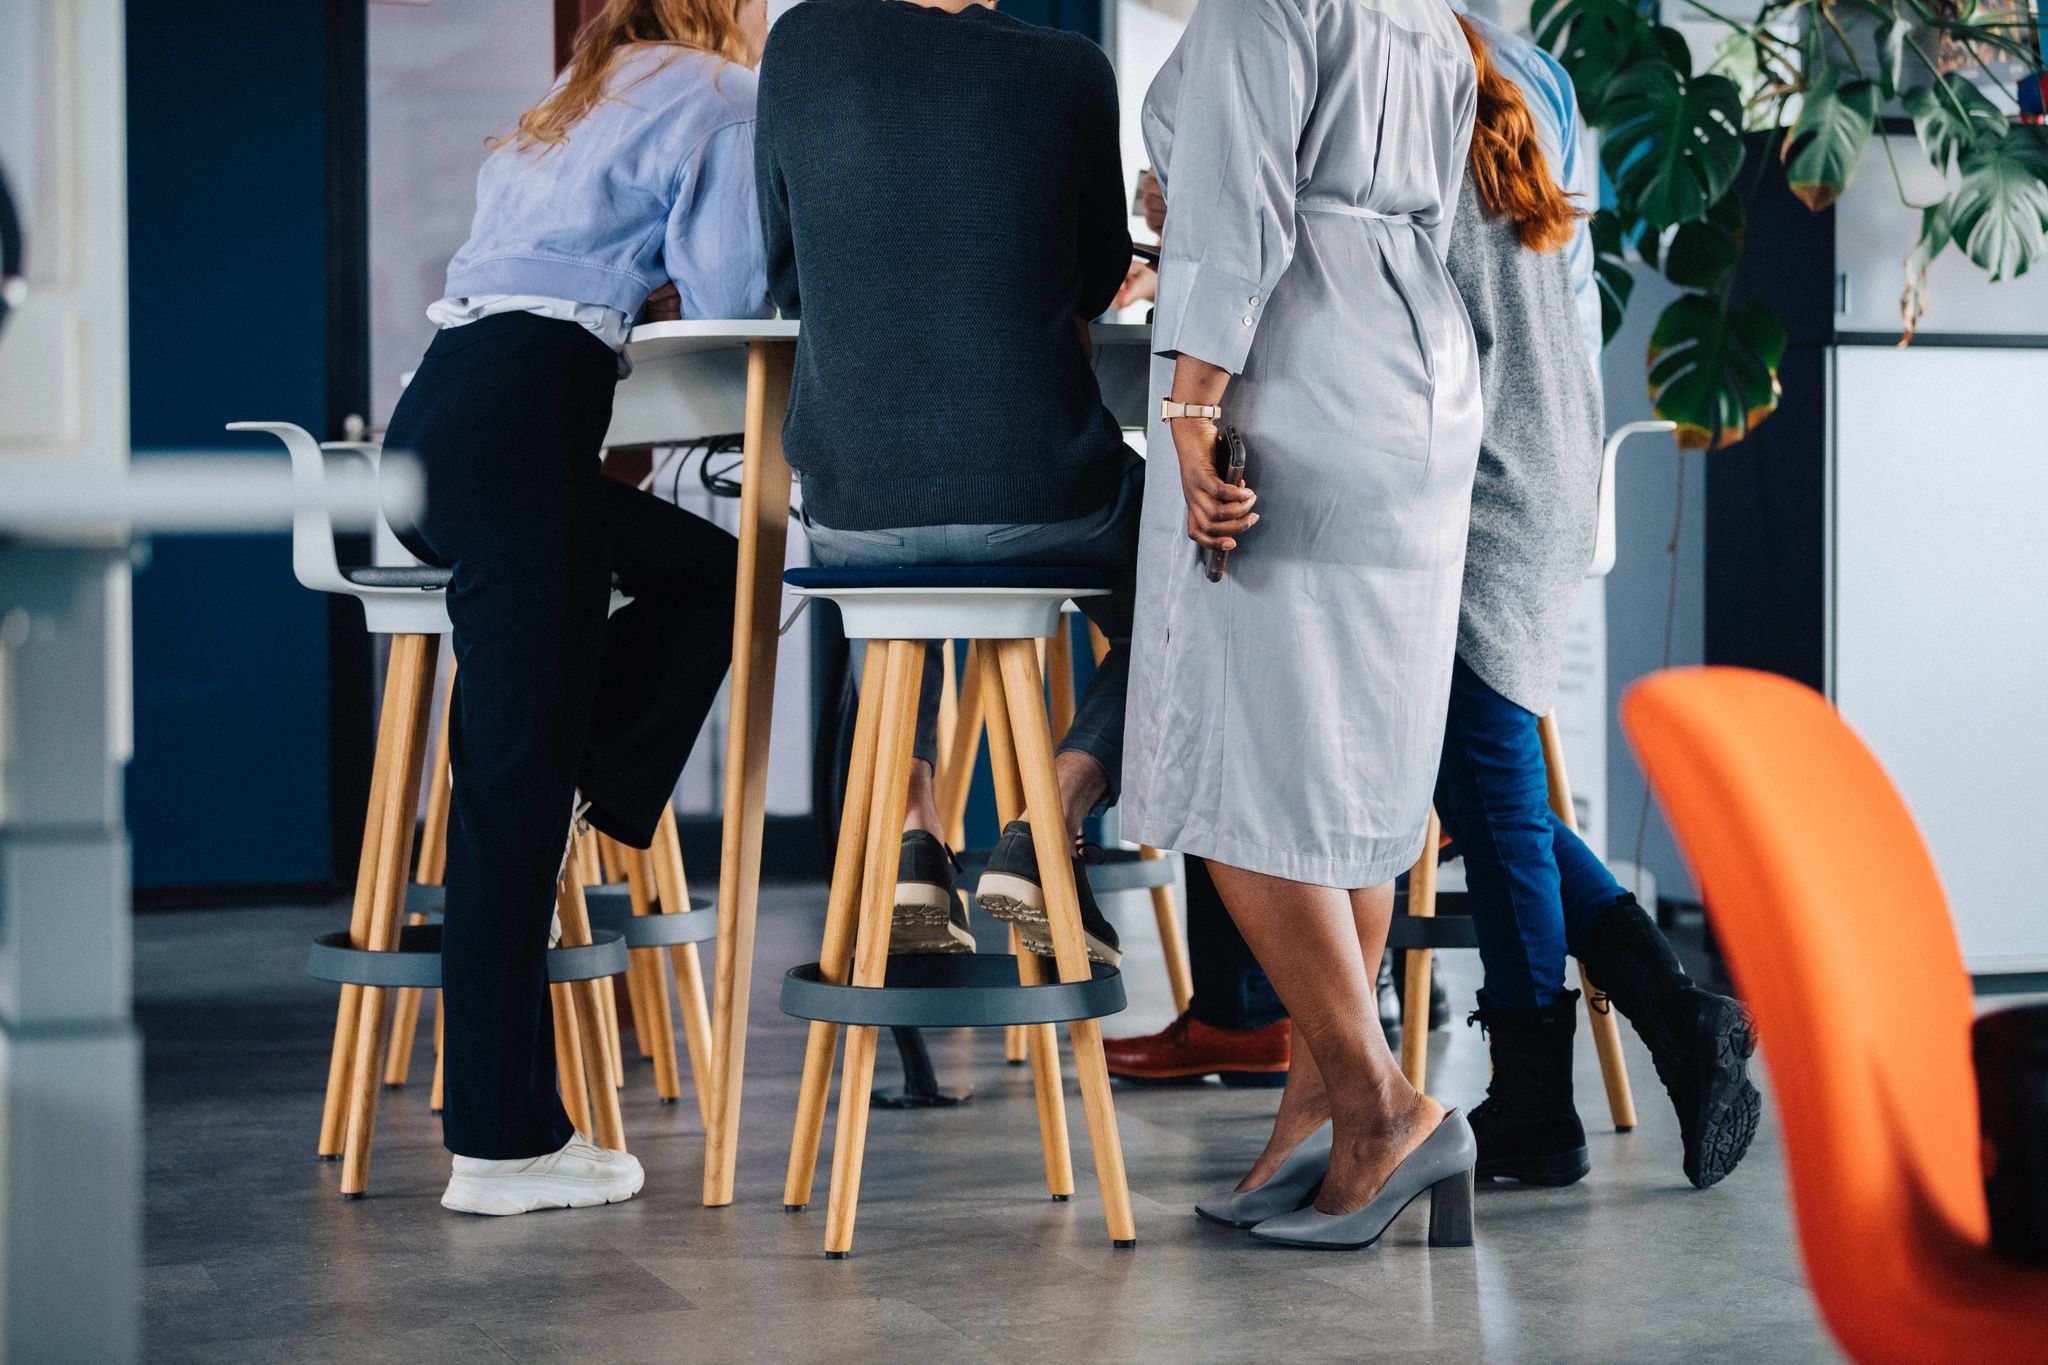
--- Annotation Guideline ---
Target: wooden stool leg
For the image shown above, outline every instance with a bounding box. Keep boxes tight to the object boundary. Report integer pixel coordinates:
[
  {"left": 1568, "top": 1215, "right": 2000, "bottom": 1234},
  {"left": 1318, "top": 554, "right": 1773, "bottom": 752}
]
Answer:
[
  {"left": 1046, "top": 620, "right": 1076, "bottom": 741},
  {"left": 1144, "top": 847, "right": 1194, "bottom": 1015},
  {"left": 1399, "top": 807, "right": 1442, "bottom": 1093},
  {"left": 339, "top": 634, "right": 439, "bottom": 1196},
  {"left": 649, "top": 808, "right": 715, "bottom": 1130},
  {"left": 996, "top": 641, "right": 1134, "bottom": 1244},
  {"left": 430, "top": 992, "right": 445, "bottom": 1113},
  {"left": 383, "top": 659, "right": 454, "bottom": 1088},
  {"left": 979, "top": 645, "right": 1074, "bottom": 1194},
  {"left": 823, "top": 640, "right": 923, "bottom": 1256},
  {"left": 622, "top": 846, "right": 684, "bottom": 1102},
  {"left": 556, "top": 874, "right": 627, "bottom": 1151},
  {"left": 785, "top": 641, "right": 889, "bottom": 1210},
  {"left": 937, "top": 642, "right": 984, "bottom": 853},
  {"left": 553, "top": 979, "right": 593, "bottom": 1136},
  {"left": 1538, "top": 712, "right": 1638, "bottom": 1131}
]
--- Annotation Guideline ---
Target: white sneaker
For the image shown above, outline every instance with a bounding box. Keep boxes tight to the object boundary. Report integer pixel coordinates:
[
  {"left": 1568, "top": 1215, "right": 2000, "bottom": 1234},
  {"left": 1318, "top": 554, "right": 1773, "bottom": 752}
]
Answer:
[{"left": 441, "top": 1133, "right": 645, "bottom": 1216}]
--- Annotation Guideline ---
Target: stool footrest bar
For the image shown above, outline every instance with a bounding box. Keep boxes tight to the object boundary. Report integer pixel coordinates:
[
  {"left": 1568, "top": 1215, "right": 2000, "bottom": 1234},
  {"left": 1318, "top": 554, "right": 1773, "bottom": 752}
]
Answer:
[
  {"left": 307, "top": 924, "right": 629, "bottom": 988},
  {"left": 780, "top": 954, "right": 1125, "bottom": 1028}
]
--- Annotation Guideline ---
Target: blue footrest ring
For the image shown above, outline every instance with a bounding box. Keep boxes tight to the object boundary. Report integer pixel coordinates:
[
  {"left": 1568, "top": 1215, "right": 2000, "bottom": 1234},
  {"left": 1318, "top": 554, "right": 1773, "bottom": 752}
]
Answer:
[
  {"left": 307, "top": 923, "right": 629, "bottom": 988},
  {"left": 781, "top": 954, "right": 1125, "bottom": 1028},
  {"left": 582, "top": 886, "right": 720, "bottom": 949}
]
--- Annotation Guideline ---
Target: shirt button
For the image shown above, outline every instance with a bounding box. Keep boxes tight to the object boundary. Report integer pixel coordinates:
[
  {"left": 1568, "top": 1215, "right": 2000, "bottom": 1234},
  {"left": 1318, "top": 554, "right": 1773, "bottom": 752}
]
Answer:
[
  {"left": 1241, "top": 315, "right": 1253, "bottom": 326},
  {"left": 1249, "top": 294, "right": 1260, "bottom": 306}
]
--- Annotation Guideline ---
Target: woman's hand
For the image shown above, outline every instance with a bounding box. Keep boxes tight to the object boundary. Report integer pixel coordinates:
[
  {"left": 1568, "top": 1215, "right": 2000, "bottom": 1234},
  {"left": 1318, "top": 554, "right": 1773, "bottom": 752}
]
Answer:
[{"left": 1172, "top": 416, "right": 1258, "bottom": 552}]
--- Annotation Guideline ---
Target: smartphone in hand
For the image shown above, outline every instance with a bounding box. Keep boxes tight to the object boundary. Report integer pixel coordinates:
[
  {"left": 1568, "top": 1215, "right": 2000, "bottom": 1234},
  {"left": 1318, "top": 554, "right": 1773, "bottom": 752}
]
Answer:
[{"left": 1206, "top": 425, "right": 1249, "bottom": 583}]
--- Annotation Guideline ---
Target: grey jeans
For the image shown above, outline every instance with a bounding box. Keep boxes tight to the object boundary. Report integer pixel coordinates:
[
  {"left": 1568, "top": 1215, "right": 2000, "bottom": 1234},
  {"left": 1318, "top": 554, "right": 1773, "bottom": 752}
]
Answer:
[{"left": 801, "top": 455, "right": 1143, "bottom": 804}]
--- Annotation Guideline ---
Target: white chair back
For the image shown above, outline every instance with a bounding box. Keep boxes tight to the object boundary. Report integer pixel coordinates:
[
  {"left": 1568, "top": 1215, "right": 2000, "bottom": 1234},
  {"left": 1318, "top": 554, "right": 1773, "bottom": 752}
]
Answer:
[{"left": 1587, "top": 420, "right": 1678, "bottom": 580}]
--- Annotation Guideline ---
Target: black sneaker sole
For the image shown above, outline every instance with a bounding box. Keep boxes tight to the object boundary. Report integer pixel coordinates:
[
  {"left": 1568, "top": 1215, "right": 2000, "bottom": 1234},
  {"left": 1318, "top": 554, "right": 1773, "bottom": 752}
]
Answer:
[
  {"left": 976, "top": 872, "right": 1120, "bottom": 967},
  {"left": 1476, "top": 1146, "right": 1591, "bottom": 1186},
  {"left": 1684, "top": 998, "right": 1762, "bottom": 1189},
  {"left": 891, "top": 883, "right": 974, "bottom": 956}
]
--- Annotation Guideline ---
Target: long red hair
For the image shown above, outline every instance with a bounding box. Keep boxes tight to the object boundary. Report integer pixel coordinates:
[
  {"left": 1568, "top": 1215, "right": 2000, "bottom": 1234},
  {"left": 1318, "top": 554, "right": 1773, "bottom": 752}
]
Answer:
[
  {"left": 493, "top": 0, "right": 753, "bottom": 152},
  {"left": 1458, "top": 16, "right": 1585, "bottom": 253}
]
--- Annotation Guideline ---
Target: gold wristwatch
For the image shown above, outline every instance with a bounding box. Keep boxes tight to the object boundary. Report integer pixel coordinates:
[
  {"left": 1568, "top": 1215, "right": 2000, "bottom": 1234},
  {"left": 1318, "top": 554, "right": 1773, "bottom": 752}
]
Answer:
[{"left": 1160, "top": 399, "right": 1224, "bottom": 422}]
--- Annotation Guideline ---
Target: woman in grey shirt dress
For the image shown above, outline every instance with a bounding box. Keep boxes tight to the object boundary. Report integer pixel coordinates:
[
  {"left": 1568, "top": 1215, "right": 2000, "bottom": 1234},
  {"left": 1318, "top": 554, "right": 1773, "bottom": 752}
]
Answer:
[{"left": 1122, "top": 0, "right": 1484, "bottom": 1247}]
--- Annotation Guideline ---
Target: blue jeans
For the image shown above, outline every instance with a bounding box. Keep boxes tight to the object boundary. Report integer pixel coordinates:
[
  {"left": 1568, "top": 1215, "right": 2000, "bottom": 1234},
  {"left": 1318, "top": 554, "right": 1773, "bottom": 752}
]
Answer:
[{"left": 1435, "top": 658, "right": 1630, "bottom": 1009}]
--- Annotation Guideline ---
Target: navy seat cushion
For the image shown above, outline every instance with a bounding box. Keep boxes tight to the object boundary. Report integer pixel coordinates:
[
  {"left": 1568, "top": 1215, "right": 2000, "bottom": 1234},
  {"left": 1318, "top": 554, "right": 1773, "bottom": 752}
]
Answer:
[
  {"left": 344, "top": 565, "right": 453, "bottom": 589},
  {"left": 785, "top": 565, "right": 1115, "bottom": 592}
]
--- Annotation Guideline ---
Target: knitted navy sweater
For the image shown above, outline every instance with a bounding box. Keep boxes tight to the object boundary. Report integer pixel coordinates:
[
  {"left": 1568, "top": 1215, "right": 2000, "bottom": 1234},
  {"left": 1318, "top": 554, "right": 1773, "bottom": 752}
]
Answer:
[{"left": 755, "top": 0, "right": 1132, "bottom": 530}]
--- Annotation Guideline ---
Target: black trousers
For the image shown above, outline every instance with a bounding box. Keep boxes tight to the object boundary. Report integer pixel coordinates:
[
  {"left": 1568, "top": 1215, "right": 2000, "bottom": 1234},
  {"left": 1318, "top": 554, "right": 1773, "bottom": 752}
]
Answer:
[
  {"left": 387, "top": 312, "right": 738, "bottom": 1159},
  {"left": 1184, "top": 855, "right": 1287, "bottom": 1032}
]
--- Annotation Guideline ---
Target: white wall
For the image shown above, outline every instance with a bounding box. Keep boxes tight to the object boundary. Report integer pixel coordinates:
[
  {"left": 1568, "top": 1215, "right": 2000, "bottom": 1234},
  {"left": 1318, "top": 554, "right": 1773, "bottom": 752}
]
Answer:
[{"left": 367, "top": 0, "right": 554, "bottom": 429}]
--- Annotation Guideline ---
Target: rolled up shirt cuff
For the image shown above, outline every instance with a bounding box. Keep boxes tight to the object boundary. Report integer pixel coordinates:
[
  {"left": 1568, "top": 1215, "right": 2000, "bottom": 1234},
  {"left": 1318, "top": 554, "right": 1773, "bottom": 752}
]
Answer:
[{"left": 1150, "top": 259, "right": 1270, "bottom": 375}]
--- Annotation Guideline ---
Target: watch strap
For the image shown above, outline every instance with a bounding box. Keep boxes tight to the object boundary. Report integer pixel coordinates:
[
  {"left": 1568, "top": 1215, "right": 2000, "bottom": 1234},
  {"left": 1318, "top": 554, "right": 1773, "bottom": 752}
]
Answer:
[{"left": 1160, "top": 399, "right": 1224, "bottom": 422}]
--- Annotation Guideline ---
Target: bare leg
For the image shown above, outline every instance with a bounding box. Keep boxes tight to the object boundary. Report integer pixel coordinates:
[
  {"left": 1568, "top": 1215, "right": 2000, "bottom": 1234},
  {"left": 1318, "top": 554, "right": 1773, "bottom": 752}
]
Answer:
[
  {"left": 1238, "top": 1031, "right": 1329, "bottom": 1190},
  {"left": 906, "top": 751, "right": 1104, "bottom": 842},
  {"left": 902, "top": 759, "right": 944, "bottom": 838},
  {"left": 1018, "top": 750, "right": 1107, "bottom": 840},
  {"left": 1207, "top": 863, "right": 1445, "bottom": 1214}
]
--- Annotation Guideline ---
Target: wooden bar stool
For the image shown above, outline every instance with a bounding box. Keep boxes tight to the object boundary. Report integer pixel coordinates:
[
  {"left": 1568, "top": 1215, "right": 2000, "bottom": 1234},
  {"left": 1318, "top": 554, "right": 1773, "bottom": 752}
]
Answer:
[
  {"left": 938, "top": 616, "right": 1193, "bottom": 1071},
  {"left": 777, "top": 566, "right": 1136, "bottom": 1257},
  {"left": 1396, "top": 421, "right": 1678, "bottom": 1127},
  {"left": 236, "top": 420, "right": 632, "bottom": 1194}
]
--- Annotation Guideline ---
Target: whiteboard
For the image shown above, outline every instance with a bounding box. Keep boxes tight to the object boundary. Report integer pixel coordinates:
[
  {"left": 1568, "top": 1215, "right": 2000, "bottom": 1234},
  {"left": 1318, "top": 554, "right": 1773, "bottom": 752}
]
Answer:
[{"left": 1834, "top": 346, "right": 2048, "bottom": 971}]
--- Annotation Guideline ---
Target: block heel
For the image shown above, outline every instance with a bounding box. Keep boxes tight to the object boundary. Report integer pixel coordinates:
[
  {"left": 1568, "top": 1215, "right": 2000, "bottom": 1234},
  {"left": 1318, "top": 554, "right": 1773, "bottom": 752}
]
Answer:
[
  {"left": 1427, "top": 1165, "right": 1475, "bottom": 1247},
  {"left": 1217, "top": 1070, "right": 1289, "bottom": 1089}
]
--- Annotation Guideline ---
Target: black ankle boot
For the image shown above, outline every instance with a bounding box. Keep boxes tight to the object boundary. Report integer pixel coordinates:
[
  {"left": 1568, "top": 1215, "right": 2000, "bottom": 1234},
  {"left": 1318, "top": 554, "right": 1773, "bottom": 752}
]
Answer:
[
  {"left": 1376, "top": 951, "right": 1453, "bottom": 1033},
  {"left": 1468, "top": 991, "right": 1590, "bottom": 1186},
  {"left": 1570, "top": 897, "right": 1762, "bottom": 1189}
]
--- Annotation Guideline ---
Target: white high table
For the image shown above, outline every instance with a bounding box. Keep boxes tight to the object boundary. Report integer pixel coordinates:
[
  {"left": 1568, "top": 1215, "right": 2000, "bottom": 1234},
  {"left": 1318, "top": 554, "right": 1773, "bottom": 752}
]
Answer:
[{"left": 608, "top": 319, "right": 1153, "bottom": 1207}]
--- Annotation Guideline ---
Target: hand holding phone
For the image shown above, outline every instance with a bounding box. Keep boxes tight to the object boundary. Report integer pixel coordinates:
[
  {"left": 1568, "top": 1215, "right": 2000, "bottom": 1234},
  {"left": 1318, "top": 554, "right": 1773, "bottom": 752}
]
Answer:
[{"left": 1206, "top": 426, "right": 1250, "bottom": 582}]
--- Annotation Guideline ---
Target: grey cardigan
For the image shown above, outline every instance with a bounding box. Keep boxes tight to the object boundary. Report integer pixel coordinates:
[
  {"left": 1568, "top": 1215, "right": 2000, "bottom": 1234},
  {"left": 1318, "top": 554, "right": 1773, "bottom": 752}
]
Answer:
[{"left": 1443, "top": 168, "right": 1604, "bottom": 716}]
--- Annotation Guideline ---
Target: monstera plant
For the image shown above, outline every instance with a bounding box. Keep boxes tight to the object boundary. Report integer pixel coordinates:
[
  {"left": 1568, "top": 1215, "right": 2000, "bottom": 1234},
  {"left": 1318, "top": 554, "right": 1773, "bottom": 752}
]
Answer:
[{"left": 1533, "top": 0, "right": 2048, "bottom": 447}]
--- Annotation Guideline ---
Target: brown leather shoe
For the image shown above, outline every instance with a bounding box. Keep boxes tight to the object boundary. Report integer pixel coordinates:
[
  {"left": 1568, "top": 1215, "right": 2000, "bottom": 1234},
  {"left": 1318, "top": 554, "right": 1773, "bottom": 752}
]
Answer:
[{"left": 1103, "top": 1012, "right": 1289, "bottom": 1088}]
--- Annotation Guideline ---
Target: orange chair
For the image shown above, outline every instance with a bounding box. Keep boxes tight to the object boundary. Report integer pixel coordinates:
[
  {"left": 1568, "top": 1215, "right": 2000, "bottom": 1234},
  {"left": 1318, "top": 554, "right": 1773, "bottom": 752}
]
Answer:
[{"left": 1621, "top": 666, "right": 2048, "bottom": 1365}]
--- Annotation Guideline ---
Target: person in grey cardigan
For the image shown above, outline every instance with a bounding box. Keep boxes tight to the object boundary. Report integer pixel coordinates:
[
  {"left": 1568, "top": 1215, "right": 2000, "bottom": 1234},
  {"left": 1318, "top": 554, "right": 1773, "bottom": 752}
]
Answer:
[{"left": 1439, "top": 12, "right": 1759, "bottom": 1192}]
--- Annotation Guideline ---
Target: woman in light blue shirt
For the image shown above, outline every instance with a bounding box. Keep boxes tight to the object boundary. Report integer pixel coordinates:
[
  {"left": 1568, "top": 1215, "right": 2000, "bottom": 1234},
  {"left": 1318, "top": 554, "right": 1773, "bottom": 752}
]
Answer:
[{"left": 384, "top": 0, "right": 771, "bottom": 1219}]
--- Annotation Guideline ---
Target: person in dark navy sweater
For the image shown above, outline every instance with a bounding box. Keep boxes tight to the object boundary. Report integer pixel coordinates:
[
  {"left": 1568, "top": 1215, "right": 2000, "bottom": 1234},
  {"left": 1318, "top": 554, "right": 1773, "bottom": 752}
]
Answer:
[{"left": 756, "top": 0, "right": 1138, "bottom": 965}]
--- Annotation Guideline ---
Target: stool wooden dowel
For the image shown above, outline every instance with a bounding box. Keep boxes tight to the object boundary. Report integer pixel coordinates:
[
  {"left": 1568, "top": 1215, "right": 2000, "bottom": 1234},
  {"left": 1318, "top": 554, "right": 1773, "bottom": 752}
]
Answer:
[
  {"left": 553, "top": 978, "right": 593, "bottom": 1137},
  {"left": 706, "top": 337, "right": 795, "bottom": 1209},
  {"left": 1145, "top": 846, "right": 1194, "bottom": 1015},
  {"left": 319, "top": 652, "right": 404, "bottom": 1157},
  {"left": 996, "top": 640, "right": 1134, "bottom": 1243},
  {"left": 340, "top": 634, "right": 439, "bottom": 1196},
  {"left": 621, "top": 843, "right": 685, "bottom": 1102},
  {"left": 430, "top": 995, "right": 445, "bottom": 1113},
  {"left": 823, "top": 639, "right": 923, "bottom": 1255},
  {"left": 1399, "top": 806, "right": 1442, "bottom": 1093},
  {"left": 383, "top": 661, "right": 456, "bottom": 1088},
  {"left": 1046, "top": 620, "right": 1076, "bottom": 740},
  {"left": 1539, "top": 711, "right": 1638, "bottom": 1131},
  {"left": 785, "top": 641, "right": 889, "bottom": 1211},
  {"left": 556, "top": 873, "right": 627, "bottom": 1151},
  {"left": 937, "top": 641, "right": 984, "bottom": 852},
  {"left": 979, "top": 645, "right": 1074, "bottom": 1197},
  {"left": 649, "top": 807, "right": 715, "bottom": 1129}
]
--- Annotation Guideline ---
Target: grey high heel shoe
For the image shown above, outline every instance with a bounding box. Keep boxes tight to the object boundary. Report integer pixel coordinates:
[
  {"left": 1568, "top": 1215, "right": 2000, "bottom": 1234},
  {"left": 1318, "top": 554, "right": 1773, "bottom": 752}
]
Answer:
[
  {"left": 1194, "top": 1121, "right": 1333, "bottom": 1228},
  {"left": 1249, "top": 1109, "right": 1477, "bottom": 1250}
]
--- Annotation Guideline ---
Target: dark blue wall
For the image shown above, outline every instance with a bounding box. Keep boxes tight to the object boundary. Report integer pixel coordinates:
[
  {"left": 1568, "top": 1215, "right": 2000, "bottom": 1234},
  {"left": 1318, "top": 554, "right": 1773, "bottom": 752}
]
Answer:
[{"left": 126, "top": 1, "right": 356, "bottom": 890}]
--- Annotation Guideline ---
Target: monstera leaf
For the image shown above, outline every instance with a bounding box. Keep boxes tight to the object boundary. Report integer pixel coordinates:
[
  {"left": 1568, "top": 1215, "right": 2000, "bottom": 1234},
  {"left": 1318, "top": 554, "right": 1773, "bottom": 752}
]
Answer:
[
  {"left": 1534, "top": 0, "right": 1690, "bottom": 121},
  {"left": 1904, "top": 75, "right": 2008, "bottom": 173},
  {"left": 1640, "top": 192, "right": 1746, "bottom": 290},
  {"left": 1600, "top": 63, "right": 1747, "bottom": 230},
  {"left": 1646, "top": 294, "right": 1786, "bottom": 449},
  {"left": 1589, "top": 210, "right": 1636, "bottom": 344},
  {"left": 1948, "top": 124, "right": 2048, "bottom": 281},
  {"left": 1784, "top": 67, "right": 1880, "bottom": 211}
]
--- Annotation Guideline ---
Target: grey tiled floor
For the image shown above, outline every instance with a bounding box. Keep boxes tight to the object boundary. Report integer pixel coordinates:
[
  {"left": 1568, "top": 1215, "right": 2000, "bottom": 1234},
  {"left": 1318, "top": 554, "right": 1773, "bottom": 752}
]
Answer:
[{"left": 139, "top": 884, "right": 1842, "bottom": 1363}]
